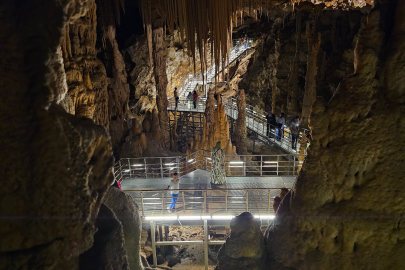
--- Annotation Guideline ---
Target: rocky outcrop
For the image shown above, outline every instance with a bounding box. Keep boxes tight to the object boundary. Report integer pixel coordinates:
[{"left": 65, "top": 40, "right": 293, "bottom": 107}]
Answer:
[
  {"left": 103, "top": 187, "right": 143, "bottom": 270},
  {"left": 265, "top": 2, "right": 405, "bottom": 269},
  {"left": 79, "top": 204, "right": 129, "bottom": 270},
  {"left": 239, "top": 6, "right": 365, "bottom": 120},
  {"left": 216, "top": 212, "right": 265, "bottom": 270},
  {"left": 61, "top": 3, "right": 109, "bottom": 127},
  {"left": 0, "top": 1, "right": 114, "bottom": 269}
]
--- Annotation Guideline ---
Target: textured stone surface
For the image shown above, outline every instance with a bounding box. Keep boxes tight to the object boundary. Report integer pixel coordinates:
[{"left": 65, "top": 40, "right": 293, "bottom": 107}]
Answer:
[
  {"left": 216, "top": 212, "right": 265, "bottom": 270},
  {"left": 79, "top": 204, "right": 129, "bottom": 270},
  {"left": 265, "top": 2, "right": 405, "bottom": 269},
  {"left": 210, "top": 145, "right": 227, "bottom": 184},
  {"left": 103, "top": 187, "right": 143, "bottom": 270}
]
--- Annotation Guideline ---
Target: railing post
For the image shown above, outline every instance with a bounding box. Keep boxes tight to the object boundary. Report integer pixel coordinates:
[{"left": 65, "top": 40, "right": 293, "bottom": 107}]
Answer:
[
  {"left": 151, "top": 220, "right": 157, "bottom": 267},
  {"left": 268, "top": 190, "right": 271, "bottom": 214},
  {"left": 203, "top": 191, "right": 207, "bottom": 215},
  {"left": 205, "top": 151, "right": 207, "bottom": 170},
  {"left": 176, "top": 157, "right": 180, "bottom": 175},
  {"left": 277, "top": 156, "right": 279, "bottom": 176},
  {"left": 195, "top": 152, "right": 198, "bottom": 170},
  {"left": 204, "top": 219, "right": 209, "bottom": 270},
  {"left": 160, "top": 157, "right": 163, "bottom": 178},
  {"left": 162, "top": 191, "right": 165, "bottom": 215},
  {"left": 246, "top": 190, "right": 249, "bottom": 212},
  {"left": 128, "top": 159, "right": 132, "bottom": 179},
  {"left": 182, "top": 191, "right": 186, "bottom": 213},
  {"left": 243, "top": 156, "right": 246, "bottom": 176},
  {"left": 227, "top": 156, "right": 230, "bottom": 177},
  {"left": 260, "top": 156, "right": 263, "bottom": 176},
  {"left": 144, "top": 158, "right": 147, "bottom": 178},
  {"left": 225, "top": 191, "right": 228, "bottom": 214},
  {"left": 140, "top": 192, "right": 145, "bottom": 217}
]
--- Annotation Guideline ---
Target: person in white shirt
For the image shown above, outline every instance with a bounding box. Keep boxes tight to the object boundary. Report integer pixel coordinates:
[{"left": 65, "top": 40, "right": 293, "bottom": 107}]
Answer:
[
  {"left": 167, "top": 172, "right": 180, "bottom": 212},
  {"left": 276, "top": 113, "right": 285, "bottom": 140}
]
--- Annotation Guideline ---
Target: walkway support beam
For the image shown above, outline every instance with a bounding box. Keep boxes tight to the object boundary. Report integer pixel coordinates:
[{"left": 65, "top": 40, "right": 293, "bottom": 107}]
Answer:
[
  {"left": 150, "top": 220, "right": 157, "bottom": 267},
  {"left": 204, "top": 219, "right": 209, "bottom": 270}
]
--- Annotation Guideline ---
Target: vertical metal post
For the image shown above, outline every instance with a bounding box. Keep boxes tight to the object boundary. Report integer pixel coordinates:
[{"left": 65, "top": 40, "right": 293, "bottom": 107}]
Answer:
[
  {"left": 182, "top": 191, "right": 186, "bottom": 213},
  {"left": 246, "top": 190, "right": 249, "bottom": 212},
  {"left": 243, "top": 156, "right": 246, "bottom": 176},
  {"left": 128, "top": 159, "right": 132, "bottom": 178},
  {"left": 176, "top": 157, "right": 180, "bottom": 175},
  {"left": 160, "top": 158, "right": 163, "bottom": 178},
  {"left": 140, "top": 192, "right": 145, "bottom": 217},
  {"left": 268, "top": 190, "right": 271, "bottom": 214},
  {"left": 205, "top": 151, "right": 207, "bottom": 170},
  {"left": 150, "top": 220, "right": 157, "bottom": 267},
  {"left": 277, "top": 156, "right": 279, "bottom": 176},
  {"left": 204, "top": 219, "right": 209, "bottom": 270},
  {"left": 260, "top": 156, "right": 263, "bottom": 176},
  {"left": 203, "top": 191, "right": 207, "bottom": 215},
  {"left": 144, "top": 158, "right": 147, "bottom": 178},
  {"left": 162, "top": 191, "right": 165, "bottom": 215},
  {"left": 227, "top": 156, "right": 230, "bottom": 177},
  {"left": 225, "top": 191, "right": 228, "bottom": 213},
  {"left": 195, "top": 152, "right": 198, "bottom": 170}
]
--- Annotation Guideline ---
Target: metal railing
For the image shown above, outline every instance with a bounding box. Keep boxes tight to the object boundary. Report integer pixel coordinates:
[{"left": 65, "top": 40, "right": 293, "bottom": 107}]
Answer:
[
  {"left": 166, "top": 97, "right": 307, "bottom": 154},
  {"left": 176, "top": 38, "right": 255, "bottom": 99},
  {"left": 113, "top": 149, "right": 303, "bottom": 182},
  {"left": 126, "top": 187, "right": 287, "bottom": 218}
]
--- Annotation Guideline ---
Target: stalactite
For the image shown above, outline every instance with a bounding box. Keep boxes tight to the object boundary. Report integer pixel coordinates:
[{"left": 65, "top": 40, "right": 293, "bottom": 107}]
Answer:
[{"left": 234, "top": 90, "right": 247, "bottom": 155}]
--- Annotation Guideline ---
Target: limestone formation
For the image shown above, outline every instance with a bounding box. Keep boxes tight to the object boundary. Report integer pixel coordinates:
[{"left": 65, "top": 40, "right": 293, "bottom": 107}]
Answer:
[
  {"left": 103, "top": 187, "right": 143, "bottom": 270},
  {"left": 216, "top": 212, "right": 265, "bottom": 270},
  {"left": 266, "top": 2, "right": 405, "bottom": 269},
  {"left": 61, "top": 3, "right": 109, "bottom": 127},
  {"left": 79, "top": 204, "right": 129, "bottom": 270},
  {"left": 233, "top": 90, "right": 248, "bottom": 155},
  {"left": 190, "top": 97, "right": 236, "bottom": 156},
  {"left": 210, "top": 142, "right": 227, "bottom": 184}
]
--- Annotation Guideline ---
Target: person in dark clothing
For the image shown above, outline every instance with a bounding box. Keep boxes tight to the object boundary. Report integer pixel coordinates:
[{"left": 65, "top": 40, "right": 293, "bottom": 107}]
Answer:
[
  {"left": 174, "top": 87, "right": 179, "bottom": 108},
  {"left": 270, "top": 113, "right": 277, "bottom": 138},
  {"left": 266, "top": 111, "right": 272, "bottom": 137},
  {"left": 290, "top": 116, "right": 300, "bottom": 150},
  {"left": 192, "top": 91, "right": 198, "bottom": 109}
]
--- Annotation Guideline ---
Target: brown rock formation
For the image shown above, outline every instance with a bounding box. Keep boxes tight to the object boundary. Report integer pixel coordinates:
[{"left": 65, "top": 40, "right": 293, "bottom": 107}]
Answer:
[
  {"left": 61, "top": 3, "right": 109, "bottom": 127},
  {"left": 233, "top": 90, "right": 248, "bottom": 155},
  {"left": 103, "top": 187, "right": 143, "bottom": 270},
  {"left": 79, "top": 204, "right": 130, "bottom": 270},
  {"left": 0, "top": 1, "right": 114, "bottom": 269},
  {"left": 191, "top": 98, "right": 236, "bottom": 155},
  {"left": 216, "top": 212, "right": 265, "bottom": 270},
  {"left": 266, "top": 2, "right": 405, "bottom": 269}
]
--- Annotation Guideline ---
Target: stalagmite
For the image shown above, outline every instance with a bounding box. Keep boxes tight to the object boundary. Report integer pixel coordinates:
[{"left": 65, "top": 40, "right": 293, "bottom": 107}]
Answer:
[{"left": 233, "top": 90, "right": 247, "bottom": 155}]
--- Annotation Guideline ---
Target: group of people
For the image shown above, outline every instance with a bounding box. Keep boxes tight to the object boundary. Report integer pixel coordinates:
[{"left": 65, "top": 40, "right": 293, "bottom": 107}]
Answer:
[
  {"left": 266, "top": 111, "right": 300, "bottom": 150},
  {"left": 173, "top": 87, "right": 199, "bottom": 109}
]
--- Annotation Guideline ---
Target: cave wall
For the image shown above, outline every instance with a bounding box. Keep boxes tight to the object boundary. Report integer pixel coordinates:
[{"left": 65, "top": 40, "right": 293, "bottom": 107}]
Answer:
[
  {"left": 0, "top": 0, "right": 115, "bottom": 269},
  {"left": 265, "top": 1, "right": 405, "bottom": 269},
  {"left": 239, "top": 6, "right": 364, "bottom": 120}
]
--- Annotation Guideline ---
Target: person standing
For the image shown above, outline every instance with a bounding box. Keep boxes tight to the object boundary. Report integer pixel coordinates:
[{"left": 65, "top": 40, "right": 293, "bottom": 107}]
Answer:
[
  {"left": 266, "top": 111, "right": 272, "bottom": 137},
  {"left": 167, "top": 172, "right": 180, "bottom": 213},
  {"left": 187, "top": 91, "right": 193, "bottom": 109},
  {"left": 174, "top": 87, "right": 179, "bottom": 108},
  {"left": 192, "top": 90, "right": 198, "bottom": 109},
  {"left": 290, "top": 116, "right": 300, "bottom": 150},
  {"left": 244, "top": 34, "right": 248, "bottom": 48},
  {"left": 276, "top": 113, "right": 285, "bottom": 141}
]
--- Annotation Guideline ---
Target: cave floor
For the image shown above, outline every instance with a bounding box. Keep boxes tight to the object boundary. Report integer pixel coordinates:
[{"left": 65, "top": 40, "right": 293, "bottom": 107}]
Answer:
[{"left": 123, "top": 169, "right": 295, "bottom": 217}]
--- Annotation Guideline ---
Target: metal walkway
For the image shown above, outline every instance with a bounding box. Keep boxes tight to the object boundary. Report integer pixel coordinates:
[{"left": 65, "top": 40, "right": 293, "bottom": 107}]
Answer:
[{"left": 167, "top": 99, "right": 305, "bottom": 154}]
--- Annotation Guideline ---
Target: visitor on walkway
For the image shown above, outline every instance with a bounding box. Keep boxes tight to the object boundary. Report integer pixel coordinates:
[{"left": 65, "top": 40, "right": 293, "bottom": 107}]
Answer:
[
  {"left": 112, "top": 180, "right": 122, "bottom": 190},
  {"left": 290, "top": 116, "right": 300, "bottom": 150},
  {"left": 167, "top": 172, "right": 180, "bottom": 213},
  {"left": 266, "top": 111, "right": 272, "bottom": 137},
  {"left": 174, "top": 87, "right": 179, "bottom": 108},
  {"left": 276, "top": 113, "right": 285, "bottom": 141},
  {"left": 192, "top": 90, "right": 198, "bottom": 109},
  {"left": 271, "top": 113, "right": 277, "bottom": 138},
  {"left": 187, "top": 91, "right": 193, "bottom": 109},
  {"left": 244, "top": 34, "right": 248, "bottom": 48}
]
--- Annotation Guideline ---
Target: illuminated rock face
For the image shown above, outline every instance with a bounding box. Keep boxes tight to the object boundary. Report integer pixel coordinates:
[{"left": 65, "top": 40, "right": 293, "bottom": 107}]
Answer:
[{"left": 266, "top": 2, "right": 405, "bottom": 269}]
